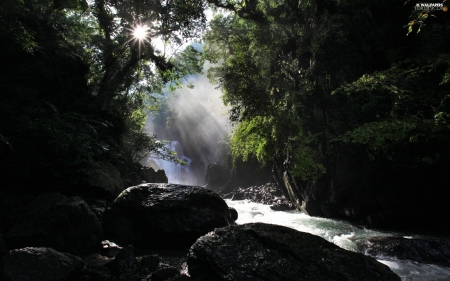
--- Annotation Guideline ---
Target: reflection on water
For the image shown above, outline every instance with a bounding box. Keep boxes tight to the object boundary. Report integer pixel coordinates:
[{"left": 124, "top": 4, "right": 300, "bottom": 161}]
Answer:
[{"left": 226, "top": 200, "right": 450, "bottom": 281}]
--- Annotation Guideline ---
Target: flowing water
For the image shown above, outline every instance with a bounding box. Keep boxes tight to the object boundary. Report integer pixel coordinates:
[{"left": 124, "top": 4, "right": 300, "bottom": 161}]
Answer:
[
  {"left": 146, "top": 141, "right": 195, "bottom": 185},
  {"left": 225, "top": 199, "right": 450, "bottom": 281}
]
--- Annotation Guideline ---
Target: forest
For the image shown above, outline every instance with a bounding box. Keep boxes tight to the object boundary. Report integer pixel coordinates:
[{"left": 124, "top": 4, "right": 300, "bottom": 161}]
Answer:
[
  {"left": 1, "top": 0, "right": 450, "bottom": 279},
  {"left": 1, "top": 0, "right": 450, "bottom": 229}
]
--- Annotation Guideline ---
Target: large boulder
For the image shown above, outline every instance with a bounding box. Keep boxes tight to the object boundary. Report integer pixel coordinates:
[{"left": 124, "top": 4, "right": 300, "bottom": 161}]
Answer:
[
  {"left": 187, "top": 223, "right": 400, "bottom": 281},
  {"left": 360, "top": 236, "right": 450, "bottom": 268},
  {"left": 4, "top": 247, "right": 84, "bottom": 281},
  {"left": 88, "top": 162, "right": 124, "bottom": 198},
  {"left": 0, "top": 192, "right": 33, "bottom": 234},
  {"left": 5, "top": 192, "right": 103, "bottom": 256},
  {"left": 103, "top": 184, "right": 232, "bottom": 248}
]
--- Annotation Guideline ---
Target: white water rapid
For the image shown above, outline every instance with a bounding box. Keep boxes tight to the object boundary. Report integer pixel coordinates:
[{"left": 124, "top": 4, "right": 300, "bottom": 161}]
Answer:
[{"left": 226, "top": 200, "right": 450, "bottom": 281}]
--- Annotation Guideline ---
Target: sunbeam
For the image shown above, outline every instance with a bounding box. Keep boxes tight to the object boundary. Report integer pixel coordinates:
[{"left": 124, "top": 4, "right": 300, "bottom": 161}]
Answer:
[{"left": 133, "top": 24, "right": 148, "bottom": 41}]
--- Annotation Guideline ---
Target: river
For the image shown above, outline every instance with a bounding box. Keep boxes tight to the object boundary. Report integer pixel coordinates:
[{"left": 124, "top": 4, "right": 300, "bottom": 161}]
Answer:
[{"left": 225, "top": 199, "right": 450, "bottom": 281}]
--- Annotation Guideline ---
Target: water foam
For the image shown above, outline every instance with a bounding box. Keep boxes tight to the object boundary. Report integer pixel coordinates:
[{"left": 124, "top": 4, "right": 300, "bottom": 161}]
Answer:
[{"left": 226, "top": 199, "right": 450, "bottom": 281}]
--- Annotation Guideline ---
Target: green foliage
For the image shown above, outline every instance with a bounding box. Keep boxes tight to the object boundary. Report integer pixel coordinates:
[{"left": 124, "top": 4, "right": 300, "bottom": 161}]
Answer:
[
  {"left": 0, "top": 0, "right": 206, "bottom": 191},
  {"left": 205, "top": 0, "right": 450, "bottom": 182}
]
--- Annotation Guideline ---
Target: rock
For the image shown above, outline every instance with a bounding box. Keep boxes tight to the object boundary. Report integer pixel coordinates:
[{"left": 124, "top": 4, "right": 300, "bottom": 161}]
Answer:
[
  {"left": 231, "top": 192, "right": 245, "bottom": 201},
  {"left": 228, "top": 207, "right": 238, "bottom": 222},
  {"left": 187, "top": 223, "right": 400, "bottom": 281},
  {"left": 270, "top": 200, "right": 296, "bottom": 211},
  {"left": 107, "top": 245, "right": 138, "bottom": 278},
  {"left": 141, "top": 167, "right": 168, "bottom": 184},
  {"left": 81, "top": 254, "right": 115, "bottom": 281},
  {"left": 4, "top": 247, "right": 84, "bottom": 281},
  {"left": 141, "top": 254, "right": 159, "bottom": 272},
  {"left": 152, "top": 264, "right": 179, "bottom": 281},
  {"left": 100, "top": 240, "right": 122, "bottom": 258},
  {"left": 88, "top": 162, "right": 125, "bottom": 198},
  {"left": 0, "top": 192, "right": 33, "bottom": 234},
  {"left": 103, "top": 184, "right": 231, "bottom": 248},
  {"left": 89, "top": 203, "right": 107, "bottom": 221},
  {"left": 5, "top": 192, "right": 103, "bottom": 256},
  {"left": 167, "top": 274, "right": 191, "bottom": 281},
  {"left": 362, "top": 237, "right": 450, "bottom": 267},
  {"left": 222, "top": 183, "right": 284, "bottom": 206}
]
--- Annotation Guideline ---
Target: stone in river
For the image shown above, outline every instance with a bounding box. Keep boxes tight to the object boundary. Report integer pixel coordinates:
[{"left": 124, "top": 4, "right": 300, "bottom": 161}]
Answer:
[
  {"left": 187, "top": 223, "right": 400, "bottom": 281},
  {"left": 103, "top": 183, "right": 232, "bottom": 248}
]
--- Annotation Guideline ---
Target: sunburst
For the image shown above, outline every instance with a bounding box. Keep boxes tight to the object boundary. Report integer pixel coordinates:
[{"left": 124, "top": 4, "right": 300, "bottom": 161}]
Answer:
[{"left": 133, "top": 24, "right": 149, "bottom": 41}]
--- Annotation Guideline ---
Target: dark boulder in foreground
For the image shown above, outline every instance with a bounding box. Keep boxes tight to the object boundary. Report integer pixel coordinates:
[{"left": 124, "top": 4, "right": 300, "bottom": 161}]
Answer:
[
  {"left": 106, "top": 245, "right": 139, "bottom": 278},
  {"left": 103, "top": 184, "right": 232, "bottom": 248},
  {"left": 5, "top": 192, "right": 103, "bottom": 256},
  {"left": 361, "top": 236, "right": 450, "bottom": 268},
  {"left": 4, "top": 247, "right": 84, "bottom": 281},
  {"left": 187, "top": 223, "right": 400, "bottom": 281}
]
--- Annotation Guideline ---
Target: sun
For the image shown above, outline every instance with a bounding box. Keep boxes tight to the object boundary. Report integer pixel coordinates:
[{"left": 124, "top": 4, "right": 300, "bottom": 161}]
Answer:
[{"left": 133, "top": 25, "right": 149, "bottom": 41}]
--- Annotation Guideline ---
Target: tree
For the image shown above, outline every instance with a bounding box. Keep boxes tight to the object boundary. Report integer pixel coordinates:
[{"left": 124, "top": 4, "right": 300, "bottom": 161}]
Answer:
[
  {"left": 0, "top": 0, "right": 207, "bottom": 192},
  {"left": 204, "top": 0, "right": 450, "bottom": 181}
]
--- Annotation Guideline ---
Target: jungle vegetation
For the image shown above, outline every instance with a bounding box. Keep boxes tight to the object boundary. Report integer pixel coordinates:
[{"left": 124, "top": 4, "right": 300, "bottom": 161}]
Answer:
[
  {"left": 203, "top": 0, "right": 450, "bottom": 182},
  {"left": 1, "top": 0, "right": 449, "bottom": 197},
  {"left": 0, "top": 0, "right": 206, "bottom": 192}
]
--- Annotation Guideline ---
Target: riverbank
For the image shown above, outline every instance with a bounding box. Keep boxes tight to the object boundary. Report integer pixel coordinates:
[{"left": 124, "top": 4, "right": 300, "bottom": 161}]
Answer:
[
  {"left": 226, "top": 199, "right": 450, "bottom": 280},
  {"left": 0, "top": 184, "right": 404, "bottom": 280}
]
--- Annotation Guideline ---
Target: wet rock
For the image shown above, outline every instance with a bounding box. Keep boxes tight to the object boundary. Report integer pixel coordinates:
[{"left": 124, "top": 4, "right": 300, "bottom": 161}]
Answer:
[
  {"left": 141, "top": 167, "right": 168, "bottom": 184},
  {"left": 187, "top": 223, "right": 400, "bottom": 281},
  {"left": 362, "top": 236, "right": 450, "bottom": 267},
  {"left": 100, "top": 240, "right": 122, "bottom": 258},
  {"left": 80, "top": 254, "right": 115, "bottom": 281},
  {"left": 222, "top": 183, "right": 285, "bottom": 206},
  {"left": 88, "top": 162, "right": 124, "bottom": 198},
  {"left": 107, "top": 245, "right": 138, "bottom": 278},
  {"left": 4, "top": 247, "right": 84, "bottom": 281},
  {"left": 5, "top": 192, "right": 103, "bottom": 256},
  {"left": 141, "top": 254, "right": 159, "bottom": 272},
  {"left": 228, "top": 207, "right": 238, "bottom": 221},
  {"left": 270, "top": 200, "right": 296, "bottom": 211},
  {"left": 231, "top": 192, "right": 245, "bottom": 201},
  {"left": 104, "top": 184, "right": 231, "bottom": 248},
  {"left": 167, "top": 274, "right": 191, "bottom": 281},
  {"left": 152, "top": 264, "right": 179, "bottom": 281},
  {"left": 89, "top": 203, "right": 107, "bottom": 221},
  {"left": 0, "top": 192, "right": 33, "bottom": 234}
]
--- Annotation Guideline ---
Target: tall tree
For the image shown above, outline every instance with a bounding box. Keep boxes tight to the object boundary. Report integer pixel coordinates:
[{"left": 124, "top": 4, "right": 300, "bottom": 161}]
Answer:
[
  {"left": 0, "top": 0, "right": 206, "bottom": 192},
  {"left": 204, "top": 0, "right": 450, "bottom": 229}
]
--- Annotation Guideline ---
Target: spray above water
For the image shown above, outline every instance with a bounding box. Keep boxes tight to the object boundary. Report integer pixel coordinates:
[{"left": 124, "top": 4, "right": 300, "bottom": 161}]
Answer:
[
  {"left": 145, "top": 141, "right": 194, "bottom": 185},
  {"left": 145, "top": 62, "right": 231, "bottom": 185}
]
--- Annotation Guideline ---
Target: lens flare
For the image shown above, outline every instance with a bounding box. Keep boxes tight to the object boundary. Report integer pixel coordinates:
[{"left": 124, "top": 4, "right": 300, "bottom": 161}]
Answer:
[{"left": 133, "top": 25, "right": 148, "bottom": 40}]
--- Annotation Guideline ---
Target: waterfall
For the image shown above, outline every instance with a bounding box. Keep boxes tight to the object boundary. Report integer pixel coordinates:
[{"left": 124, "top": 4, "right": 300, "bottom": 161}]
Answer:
[{"left": 146, "top": 141, "right": 195, "bottom": 185}]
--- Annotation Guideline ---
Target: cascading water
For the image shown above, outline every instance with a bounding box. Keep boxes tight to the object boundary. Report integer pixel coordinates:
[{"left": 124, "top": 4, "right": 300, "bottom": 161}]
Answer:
[
  {"left": 226, "top": 200, "right": 450, "bottom": 281},
  {"left": 146, "top": 141, "right": 195, "bottom": 185}
]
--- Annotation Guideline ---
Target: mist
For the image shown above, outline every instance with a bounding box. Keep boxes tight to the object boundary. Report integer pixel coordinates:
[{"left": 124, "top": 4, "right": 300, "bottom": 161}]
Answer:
[{"left": 144, "top": 62, "right": 231, "bottom": 185}]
